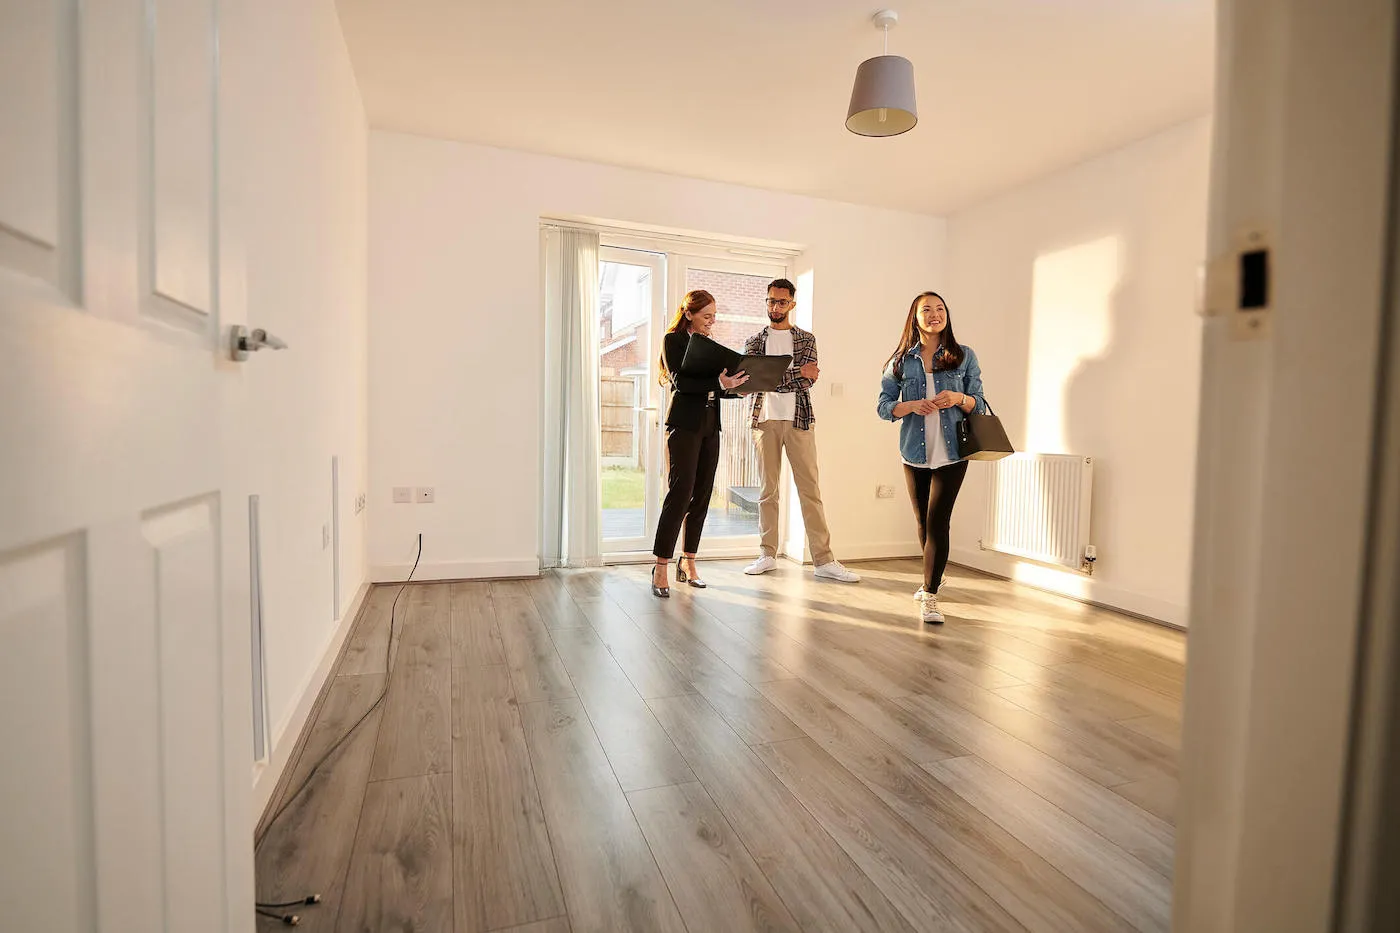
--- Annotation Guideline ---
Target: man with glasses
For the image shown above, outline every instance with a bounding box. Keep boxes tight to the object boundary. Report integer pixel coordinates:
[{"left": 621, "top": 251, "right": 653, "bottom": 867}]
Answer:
[{"left": 741, "top": 279, "right": 860, "bottom": 583}]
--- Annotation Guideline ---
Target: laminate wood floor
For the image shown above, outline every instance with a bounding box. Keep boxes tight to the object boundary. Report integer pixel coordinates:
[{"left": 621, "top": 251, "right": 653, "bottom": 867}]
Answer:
[{"left": 255, "top": 559, "right": 1184, "bottom": 932}]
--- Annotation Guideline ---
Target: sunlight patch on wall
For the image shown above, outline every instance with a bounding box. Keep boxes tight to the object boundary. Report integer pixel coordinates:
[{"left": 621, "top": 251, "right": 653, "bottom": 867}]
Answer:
[
  {"left": 785, "top": 266, "right": 817, "bottom": 559},
  {"left": 1026, "top": 236, "right": 1121, "bottom": 453},
  {"left": 794, "top": 267, "right": 815, "bottom": 330}
]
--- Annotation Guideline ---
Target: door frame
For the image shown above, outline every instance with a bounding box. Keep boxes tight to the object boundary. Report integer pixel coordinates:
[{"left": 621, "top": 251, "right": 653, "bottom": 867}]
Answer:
[
  {"left": 1335, "top": 5, "right": 1400, "bottom": 926},
  {"left": 1175, "top": 0, "right": 1400, "bottom": 929}
]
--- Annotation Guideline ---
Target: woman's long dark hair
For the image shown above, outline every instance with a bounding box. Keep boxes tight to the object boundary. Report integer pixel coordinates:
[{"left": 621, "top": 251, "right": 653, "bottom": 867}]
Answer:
[
  {"left": 657, "top": 289, "right": 716, "bottom": 385},
  {"left": 884, "top": 291, "right": 965, "bottom": 378}
]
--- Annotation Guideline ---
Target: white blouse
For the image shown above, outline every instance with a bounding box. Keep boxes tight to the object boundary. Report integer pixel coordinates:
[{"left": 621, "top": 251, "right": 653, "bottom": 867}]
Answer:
[{"left": 902, "top": 369, "right": 954, "bottom": 470}]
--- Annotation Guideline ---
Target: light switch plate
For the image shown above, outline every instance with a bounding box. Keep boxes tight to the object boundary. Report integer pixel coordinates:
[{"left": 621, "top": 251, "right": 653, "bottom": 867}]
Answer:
[
  {"left": 417, "top": 487, "right": 435, "bottom": 504},
  {"left": 392, "top": 487, "right": 411, "bottom": 504}
]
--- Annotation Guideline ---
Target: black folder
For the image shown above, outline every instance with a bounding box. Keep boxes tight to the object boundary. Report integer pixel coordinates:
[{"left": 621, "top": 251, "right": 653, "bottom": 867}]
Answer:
[{"left": 679, "top": 333, "right": 792, "bottom": 395}]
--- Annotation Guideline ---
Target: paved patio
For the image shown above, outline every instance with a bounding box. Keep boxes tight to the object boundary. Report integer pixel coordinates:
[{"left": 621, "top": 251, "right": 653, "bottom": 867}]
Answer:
[{"left": 603, "top": 506, "right": 758, "bottom": 541}]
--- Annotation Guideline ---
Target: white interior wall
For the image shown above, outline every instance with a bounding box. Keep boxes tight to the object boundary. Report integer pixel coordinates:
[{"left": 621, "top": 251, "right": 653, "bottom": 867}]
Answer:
[
  {"left": 944, "top": 118, "right": 1211, "bottom": 626},
  {"left": 231, "top": 0, "right": 369, "bottom": 808},
  {"left": 367, "top": 131, "right": 945, "bottom": 579}
]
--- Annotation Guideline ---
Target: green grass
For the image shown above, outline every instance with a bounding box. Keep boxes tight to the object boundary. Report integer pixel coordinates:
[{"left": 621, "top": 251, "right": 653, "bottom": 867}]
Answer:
[{"left": 602, "top": 466, "right": 646, "bottom": 510}]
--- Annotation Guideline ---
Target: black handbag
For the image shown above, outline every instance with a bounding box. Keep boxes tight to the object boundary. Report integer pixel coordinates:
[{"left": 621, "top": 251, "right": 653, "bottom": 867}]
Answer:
[{"left": 957, "top": 401, "right": 1015, "bottom": 461}]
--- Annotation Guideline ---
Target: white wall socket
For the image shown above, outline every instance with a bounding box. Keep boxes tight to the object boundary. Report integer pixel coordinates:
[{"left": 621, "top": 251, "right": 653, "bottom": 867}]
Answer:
[
  {"left": 416, "top": 486, "right": 435, "bottom": 503},
  {"left": 392, "top": 487, "right": 411, "bottom": 504},
  {"left": 876, "top": 484, "right": 896, "bottom": 499}
]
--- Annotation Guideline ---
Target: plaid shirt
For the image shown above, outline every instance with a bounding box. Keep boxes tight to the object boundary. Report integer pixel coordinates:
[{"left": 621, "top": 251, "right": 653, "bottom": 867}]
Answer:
[{"left": 744, "top": 326, "right": 817, "bottom": 430}]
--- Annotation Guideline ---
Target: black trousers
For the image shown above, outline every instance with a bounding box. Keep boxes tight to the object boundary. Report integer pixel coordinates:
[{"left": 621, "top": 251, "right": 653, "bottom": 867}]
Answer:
[
  {"left": 653, "top": 405, "right": 721, "bottom": 560},
  {"left": 904, "top": 460, "right": 969, "bottom": 592}
]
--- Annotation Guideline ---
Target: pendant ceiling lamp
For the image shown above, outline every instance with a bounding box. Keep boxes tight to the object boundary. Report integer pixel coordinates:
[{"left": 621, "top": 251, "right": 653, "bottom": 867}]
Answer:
[{"left": 846, "top": 9, "right": 917, "bottom": 137}]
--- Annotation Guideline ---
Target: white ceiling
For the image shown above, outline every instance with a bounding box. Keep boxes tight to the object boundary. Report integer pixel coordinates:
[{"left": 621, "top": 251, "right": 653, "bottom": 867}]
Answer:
[{"left": 335, "top": 0, "right": 1214, "bottom": 214}]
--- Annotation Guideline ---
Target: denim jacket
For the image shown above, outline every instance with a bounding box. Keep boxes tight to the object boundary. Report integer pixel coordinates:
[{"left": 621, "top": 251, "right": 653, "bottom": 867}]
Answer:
[{"left": 876, "top": 345, "right": 988, "bottom": 465}]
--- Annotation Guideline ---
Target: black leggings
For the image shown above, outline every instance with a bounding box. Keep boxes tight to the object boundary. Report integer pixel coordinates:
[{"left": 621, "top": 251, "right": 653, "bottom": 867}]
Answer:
[
  {"left": 904, "top": 461, "right": 969, "bottom": 592},
  {"left": 653, "top": 406, "right": 721, "bottom": 560}
]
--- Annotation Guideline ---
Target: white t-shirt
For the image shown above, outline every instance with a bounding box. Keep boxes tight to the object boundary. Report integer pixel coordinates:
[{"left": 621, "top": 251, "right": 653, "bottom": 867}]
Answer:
[
  {"left": 903, "top": 369, "right": 953, "bottom": 469},
  {"left": 760, "top": 328, "right": 797, "bottom": 423}
]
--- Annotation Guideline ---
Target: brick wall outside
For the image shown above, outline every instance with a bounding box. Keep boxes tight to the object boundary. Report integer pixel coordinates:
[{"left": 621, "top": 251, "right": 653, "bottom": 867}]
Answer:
[{"left": 601, "top": 331, "right": 645, "bottom": 375}]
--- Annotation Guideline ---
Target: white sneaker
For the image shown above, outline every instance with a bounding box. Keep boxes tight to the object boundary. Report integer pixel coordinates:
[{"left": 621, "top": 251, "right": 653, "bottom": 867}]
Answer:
[
  {"left": 744, "top": 555, "right": 778, "bottom": 575},
  {"left": 914, "top": 586, "right": 927, "bottom": 600},
  {"left": 919, "top": 592, "right": 945, "bottom": 624},
  {"left": 814, "top": 561, "right": 860, "bottom": 583}
]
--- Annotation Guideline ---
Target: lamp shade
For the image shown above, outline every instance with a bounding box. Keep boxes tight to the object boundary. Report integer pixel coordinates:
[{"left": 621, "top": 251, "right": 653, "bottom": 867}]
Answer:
[{"left": 845, "top": 54, "right": 917, "bottom": 136}]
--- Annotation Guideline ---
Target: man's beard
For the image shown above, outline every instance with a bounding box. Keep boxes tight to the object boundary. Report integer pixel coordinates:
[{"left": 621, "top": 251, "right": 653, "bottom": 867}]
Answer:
[{"left": 768, "top": 310, "right": 788, "bottom": 324}]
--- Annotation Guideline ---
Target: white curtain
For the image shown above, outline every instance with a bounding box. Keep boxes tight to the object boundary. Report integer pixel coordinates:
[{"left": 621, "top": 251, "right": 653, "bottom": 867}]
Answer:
[{"left": 540, "top": 226, "right": 603, "bottom": 568}]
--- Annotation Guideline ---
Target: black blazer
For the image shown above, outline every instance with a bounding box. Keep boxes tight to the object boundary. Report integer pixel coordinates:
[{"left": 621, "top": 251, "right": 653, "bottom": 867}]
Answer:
[{"left": 661, "top": 331, "right": 736, "bottom": 430}]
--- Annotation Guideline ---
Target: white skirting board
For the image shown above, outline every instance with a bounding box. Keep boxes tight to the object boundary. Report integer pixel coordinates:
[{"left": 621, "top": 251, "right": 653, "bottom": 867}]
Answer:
[
  {"left": 604, "top": 546, "right": 913, "bottom": 568},
  {"left": 252, "top": 579, "right": 370, "bottom": 823},
  {"left": 369, "top": 558, "right": 539, "bottom": 583},
  {"left": 830, "top": 541, "right": 925, "bottom": 563},
  {"left": 949, "top": 546, "right": 1187, "bottom": 629}
]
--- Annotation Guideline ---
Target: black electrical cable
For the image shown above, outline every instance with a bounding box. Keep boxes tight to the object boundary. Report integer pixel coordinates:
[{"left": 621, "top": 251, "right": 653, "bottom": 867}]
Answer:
[
  {"left": 256, "top": 895, "right": 321, "bottom": 909},
  {"left": 255, "top": 906, "right": 301, "bottom": 925},
  {"left": 253, "top": 534, "right": 422, "bottom": 915}
]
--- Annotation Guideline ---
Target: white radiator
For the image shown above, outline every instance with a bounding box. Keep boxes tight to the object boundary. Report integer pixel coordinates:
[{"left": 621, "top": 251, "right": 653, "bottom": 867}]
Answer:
[{"left": 981, "top": 453, "right": 1094, "bottom": 571}]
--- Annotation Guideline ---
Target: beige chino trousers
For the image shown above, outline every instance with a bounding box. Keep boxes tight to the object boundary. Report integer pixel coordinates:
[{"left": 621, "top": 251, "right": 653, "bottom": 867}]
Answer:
[{"left": 753, "top": 421, "right": 834, "bottom": 566}]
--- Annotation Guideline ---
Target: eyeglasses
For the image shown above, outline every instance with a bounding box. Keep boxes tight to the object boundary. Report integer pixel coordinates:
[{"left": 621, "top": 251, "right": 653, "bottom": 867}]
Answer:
[{"left": 765, "top": 298, "right": 793, "bottom": 308}]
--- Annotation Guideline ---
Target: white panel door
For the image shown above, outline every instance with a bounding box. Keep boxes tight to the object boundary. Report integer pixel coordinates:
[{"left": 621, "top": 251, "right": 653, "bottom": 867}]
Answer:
[{"left": 0, "top": 1, "right": 251, "bottom": 931}]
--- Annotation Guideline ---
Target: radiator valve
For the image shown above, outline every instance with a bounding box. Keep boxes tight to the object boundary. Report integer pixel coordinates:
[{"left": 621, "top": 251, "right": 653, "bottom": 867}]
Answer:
[{"left": 1082, "top": 545, "right": 1097, "bottom": 574}]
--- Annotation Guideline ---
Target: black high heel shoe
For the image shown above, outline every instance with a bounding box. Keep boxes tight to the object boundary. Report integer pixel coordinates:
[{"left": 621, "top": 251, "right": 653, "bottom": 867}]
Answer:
[
  {"left": 676, "top": 559, "right": 707, "bottom": 588},
  {"left": 651, "top": 564, "right": 670, "bottom": 598}
]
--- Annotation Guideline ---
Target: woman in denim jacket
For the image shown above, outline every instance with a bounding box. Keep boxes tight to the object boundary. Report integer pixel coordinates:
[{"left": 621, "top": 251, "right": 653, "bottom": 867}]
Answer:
[{"left": 877, "top": 292, "right": 987, "bottom": 624}]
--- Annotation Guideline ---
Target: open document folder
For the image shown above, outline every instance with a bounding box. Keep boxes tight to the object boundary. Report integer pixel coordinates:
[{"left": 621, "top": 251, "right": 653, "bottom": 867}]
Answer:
[{"left": 679, "top": 333, "right": 793, "bottom": 395}]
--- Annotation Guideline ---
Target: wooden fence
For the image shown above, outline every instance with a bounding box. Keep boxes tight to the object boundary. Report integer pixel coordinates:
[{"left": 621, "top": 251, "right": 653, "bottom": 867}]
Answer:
[{"left": 601, "top": 376, "right": 637, "bottom": 462}]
